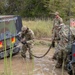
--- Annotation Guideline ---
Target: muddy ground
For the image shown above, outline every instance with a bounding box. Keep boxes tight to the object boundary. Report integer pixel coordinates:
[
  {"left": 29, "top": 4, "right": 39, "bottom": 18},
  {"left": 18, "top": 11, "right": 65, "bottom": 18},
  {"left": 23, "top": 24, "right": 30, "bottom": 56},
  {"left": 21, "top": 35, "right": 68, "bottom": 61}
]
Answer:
[{"left": 0, "top": 40, "right": 69, "bottom": 75}]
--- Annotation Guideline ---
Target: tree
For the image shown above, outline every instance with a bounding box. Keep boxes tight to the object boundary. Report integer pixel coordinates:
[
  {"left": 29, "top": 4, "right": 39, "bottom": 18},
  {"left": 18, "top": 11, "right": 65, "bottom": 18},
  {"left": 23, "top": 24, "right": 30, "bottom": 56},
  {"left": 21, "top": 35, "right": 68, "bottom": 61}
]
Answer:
[
  {"left": 20, "top": 0, "right": 50, "bottom": 17},
  {"left": 0, "top": 1, "right": 5, "bottom": 14},
  {"left": 0, "top": 0, "right": 75, "bottom": 19}
]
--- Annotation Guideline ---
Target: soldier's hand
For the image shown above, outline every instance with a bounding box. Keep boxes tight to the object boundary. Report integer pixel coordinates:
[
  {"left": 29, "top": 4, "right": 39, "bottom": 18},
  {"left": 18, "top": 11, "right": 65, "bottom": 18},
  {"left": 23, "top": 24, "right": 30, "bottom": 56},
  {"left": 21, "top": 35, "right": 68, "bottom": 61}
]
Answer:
[
  {"left": 21, "top": 38, "right": 26, "bottom": 42},
  {"left": 17, "top": 32, "right": 22, "bottom": 37}
]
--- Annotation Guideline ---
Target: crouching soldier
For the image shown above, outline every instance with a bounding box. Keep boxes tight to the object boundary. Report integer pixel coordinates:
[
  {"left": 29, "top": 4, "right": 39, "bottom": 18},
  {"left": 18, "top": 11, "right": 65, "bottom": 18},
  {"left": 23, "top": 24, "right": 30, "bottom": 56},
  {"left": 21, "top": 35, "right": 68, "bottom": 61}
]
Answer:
[{"left": 20, "top": 26, "right": 34, "bottom": 59}]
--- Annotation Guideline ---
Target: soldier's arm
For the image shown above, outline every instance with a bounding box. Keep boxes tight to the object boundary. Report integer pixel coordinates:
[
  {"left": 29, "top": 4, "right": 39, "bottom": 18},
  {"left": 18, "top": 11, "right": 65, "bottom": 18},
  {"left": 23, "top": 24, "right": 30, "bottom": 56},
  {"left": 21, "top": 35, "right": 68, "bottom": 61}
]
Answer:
[
  {"left": 16, "top": 32, "right": 22, "bottom": 41},
  {"left": 17, "top": 32, "right": 26, "bottom": 43},
  {"left": 26, "top": 30, "right": 35, "bottom": 44},
  {"left": 59, "top": 17, "right": 63, "bottom": 24}
]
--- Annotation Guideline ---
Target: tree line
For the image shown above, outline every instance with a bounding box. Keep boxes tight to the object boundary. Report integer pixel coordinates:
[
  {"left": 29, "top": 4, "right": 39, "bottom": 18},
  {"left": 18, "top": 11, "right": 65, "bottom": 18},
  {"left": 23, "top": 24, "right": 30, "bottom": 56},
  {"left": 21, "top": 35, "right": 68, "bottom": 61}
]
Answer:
[{"left": 0, "top": 0, "right": 75, "bottom": 20}]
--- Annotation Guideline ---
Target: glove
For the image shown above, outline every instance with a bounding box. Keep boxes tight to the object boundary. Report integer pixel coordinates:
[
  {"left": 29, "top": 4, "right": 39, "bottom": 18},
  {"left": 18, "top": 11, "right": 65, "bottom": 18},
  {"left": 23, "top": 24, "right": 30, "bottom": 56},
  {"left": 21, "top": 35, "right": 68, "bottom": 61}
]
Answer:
[{"left": 21, "top": 38, "right": 26, "bottom": 42}]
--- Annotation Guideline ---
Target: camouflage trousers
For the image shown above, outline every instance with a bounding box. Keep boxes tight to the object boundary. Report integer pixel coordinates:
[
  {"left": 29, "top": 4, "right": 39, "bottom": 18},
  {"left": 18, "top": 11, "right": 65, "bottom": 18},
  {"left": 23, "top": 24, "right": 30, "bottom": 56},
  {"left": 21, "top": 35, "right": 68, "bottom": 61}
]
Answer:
[
  {"left": 55, "top": 49, "right": 68, "bottom": 68},
  {"left": 52, "top": 29, "right": 60, "bottom": 44},
  {"left": 21, "top": 44, "right": 33, "bottom": 59}
]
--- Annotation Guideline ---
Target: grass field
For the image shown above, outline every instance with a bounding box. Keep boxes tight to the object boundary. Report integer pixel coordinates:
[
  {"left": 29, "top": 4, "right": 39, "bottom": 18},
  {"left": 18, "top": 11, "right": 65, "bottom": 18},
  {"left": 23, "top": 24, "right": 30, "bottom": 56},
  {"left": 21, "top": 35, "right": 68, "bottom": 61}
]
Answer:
[{"left": 22, "top": 19, "right": 53, "bottom": 38}]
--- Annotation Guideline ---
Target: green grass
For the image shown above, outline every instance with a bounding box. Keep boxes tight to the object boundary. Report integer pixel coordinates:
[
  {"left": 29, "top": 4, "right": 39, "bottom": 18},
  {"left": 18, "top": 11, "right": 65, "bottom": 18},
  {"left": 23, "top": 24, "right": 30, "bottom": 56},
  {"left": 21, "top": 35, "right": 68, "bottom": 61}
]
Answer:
[
  {"left": 34, "top": 40, "right": 51, "bottom": 46},
  {"left": 22, "top": 19, "right": 53, "bottom": 38}
]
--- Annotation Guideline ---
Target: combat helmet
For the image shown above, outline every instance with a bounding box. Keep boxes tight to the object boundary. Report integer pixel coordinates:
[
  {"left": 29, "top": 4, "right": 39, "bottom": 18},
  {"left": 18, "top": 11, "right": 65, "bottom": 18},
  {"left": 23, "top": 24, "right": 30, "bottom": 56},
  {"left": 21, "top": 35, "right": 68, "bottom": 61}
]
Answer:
[
  {"left": 55, "top": 11, "right": 59, "bottom": 15},
  {"left": 21, "top": 26, "right": 27, "bottom": 31}
]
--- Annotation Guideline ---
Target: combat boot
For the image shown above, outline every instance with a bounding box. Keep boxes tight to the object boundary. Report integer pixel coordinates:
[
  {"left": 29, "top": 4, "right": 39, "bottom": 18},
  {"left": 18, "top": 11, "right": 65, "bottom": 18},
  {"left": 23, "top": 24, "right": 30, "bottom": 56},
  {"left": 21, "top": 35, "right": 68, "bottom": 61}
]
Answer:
[
  {"left": 29, "top": 55, "right": 33, "bottom": 59},
  {"left": 52, "top": 55, "right": 57, "bottom": 60},
  {"left": 52, "top": 53, "right": 57, "bottom": 60},
  {"left": 30, "top": 57, "right": 33, "bottom": 59},
  {"left": 21, "top": 54, "right": 26, "bottom": 58},
  {"left": 55, "top": 59, "right": 62, "bottom": 68},
  {"left": 55, "top": 63, "right": 62, "bottom": 68}
]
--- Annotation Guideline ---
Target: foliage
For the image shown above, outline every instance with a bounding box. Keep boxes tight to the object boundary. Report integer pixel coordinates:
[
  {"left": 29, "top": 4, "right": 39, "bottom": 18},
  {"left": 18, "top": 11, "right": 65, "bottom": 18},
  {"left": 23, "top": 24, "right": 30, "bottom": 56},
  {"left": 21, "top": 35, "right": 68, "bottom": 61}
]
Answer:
[{"left": 0, "top": 0, "right": 75, "bottom": 20}]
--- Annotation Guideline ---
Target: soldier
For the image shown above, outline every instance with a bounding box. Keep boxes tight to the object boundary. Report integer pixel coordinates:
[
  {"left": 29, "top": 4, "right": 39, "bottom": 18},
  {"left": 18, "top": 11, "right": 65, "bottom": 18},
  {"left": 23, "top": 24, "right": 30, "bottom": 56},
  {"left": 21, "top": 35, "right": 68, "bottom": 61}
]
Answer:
[
  {"left": 52, "top": 11, "right": 63, "bottom": 44},
  {"left": 52, "top": 11, "right": 64, "bottom": 59},
  {"left": 55, "top": 25, "right": 75, "bottom": 68},
  {"left": 20, "top": 26, "right": 34, "bottom": 59}
]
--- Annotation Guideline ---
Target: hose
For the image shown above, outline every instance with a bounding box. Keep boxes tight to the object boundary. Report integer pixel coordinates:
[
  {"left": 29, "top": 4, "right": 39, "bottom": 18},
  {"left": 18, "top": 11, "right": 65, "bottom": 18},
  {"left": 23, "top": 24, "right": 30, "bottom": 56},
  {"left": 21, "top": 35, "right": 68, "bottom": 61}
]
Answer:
[
  {"left": 28, "top": 44, "right": 52, "bottom": 58},
  {"left": 16, "top": 35, "right": 52, "bottom": 58}
]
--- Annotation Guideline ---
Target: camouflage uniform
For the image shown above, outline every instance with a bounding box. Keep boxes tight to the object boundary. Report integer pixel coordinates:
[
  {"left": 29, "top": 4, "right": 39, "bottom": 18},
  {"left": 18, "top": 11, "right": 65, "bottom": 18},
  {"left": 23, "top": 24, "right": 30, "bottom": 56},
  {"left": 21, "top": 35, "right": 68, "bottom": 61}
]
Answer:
[
  {"left": 52, "top": 12, "right": 63, "bottom": 43},
  {"left": 55, "top": 25, "right": 75, "bottom": 68},
  {"left": 20, "top": 26, "right": 34, "bottom": 59},
  {"left": 52, "top": 12, "right": 63, "bottom": 59}
]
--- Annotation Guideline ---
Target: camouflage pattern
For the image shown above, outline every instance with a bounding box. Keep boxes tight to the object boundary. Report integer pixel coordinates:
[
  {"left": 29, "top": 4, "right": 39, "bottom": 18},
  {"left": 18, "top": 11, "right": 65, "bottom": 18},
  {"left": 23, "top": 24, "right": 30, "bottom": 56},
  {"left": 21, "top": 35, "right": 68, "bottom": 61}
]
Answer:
[
  {"left": 55, "top": 25, "right": 75, "bottom": 68},
  {"left": 52, "top": 16, "right": 63, "bottom": 42},
  {"left": 52, "top": 12, "right": 64, "bottom": 59},
  {"left": 52, "top": 24, "right": 64, "bottom": 59},
  {"left": 20, "top": 27, "right": 34, "bottom": 59}
]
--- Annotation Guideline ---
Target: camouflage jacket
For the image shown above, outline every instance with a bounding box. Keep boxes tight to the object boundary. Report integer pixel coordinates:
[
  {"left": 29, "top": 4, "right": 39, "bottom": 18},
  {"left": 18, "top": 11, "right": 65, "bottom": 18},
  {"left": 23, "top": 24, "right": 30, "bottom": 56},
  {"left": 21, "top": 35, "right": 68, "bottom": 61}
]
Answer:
[
  {"left": 20, "top": 29, "right": 34, "bottom": 45},
  {"left": 52, "top": 17, "right": 63, "bottom": 31},
  {"left": 57, "top": 25, "right": 75, "bottom": 51},
  {"left": 53, "top": 17, "right": 63, "bottom": 27}
]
